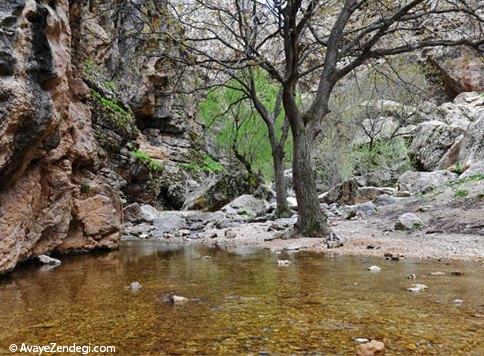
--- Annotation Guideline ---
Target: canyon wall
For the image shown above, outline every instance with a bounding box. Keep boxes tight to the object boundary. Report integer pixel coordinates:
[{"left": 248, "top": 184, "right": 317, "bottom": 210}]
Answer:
[{"left": 0, "top": 0, "right": 202, "bottom": 273}]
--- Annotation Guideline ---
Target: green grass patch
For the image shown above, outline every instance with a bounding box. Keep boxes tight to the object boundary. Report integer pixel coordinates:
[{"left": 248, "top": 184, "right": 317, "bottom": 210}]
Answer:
[
  {"left": 454, "top": 189, "right": 469, "bottom": 199},
  {"left": 179, "top": 154, "right": 225, "bottom": 174},
  {"left": 91, "top": 90, "right": 129, "bottom": 117},
  {"left": 131, "top": 149, "right": 163, "bottom": 172},
  {"left": 446, "top": 174, "right": 484, "bottom": 187}
]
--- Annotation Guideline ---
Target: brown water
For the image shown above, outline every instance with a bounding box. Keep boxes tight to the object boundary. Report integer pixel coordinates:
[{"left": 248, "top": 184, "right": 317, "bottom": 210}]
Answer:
[{"left": 0, "top": 241, "right": 482, "bottom": 355}]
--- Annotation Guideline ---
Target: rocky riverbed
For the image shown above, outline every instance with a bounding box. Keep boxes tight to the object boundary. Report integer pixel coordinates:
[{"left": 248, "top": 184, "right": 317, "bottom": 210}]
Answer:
[{"left": 121, "top": 162, "right": 484, "bottom": 262}]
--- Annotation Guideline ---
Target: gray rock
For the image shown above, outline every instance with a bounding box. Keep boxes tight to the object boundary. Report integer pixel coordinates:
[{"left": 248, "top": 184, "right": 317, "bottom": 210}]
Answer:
[
  {"left": 221, "top": 194, "right": 270, "bottom": 219},
  {"left": 123, "top": 202, "right": 141, "bottom": 222},
  {"left": 453, "top": 92, "right": 484, "bottom": 107},
  {"left": 325, "top": 232, "right": 346, "bottom": 248},
  {"left": 395, "top": 213, "right": 424, "bottom": 231},
  {"left": 139, "top": 204, "right": 162, "bottom": 222},
  {"left": 374, "top": 194, "right": 398, "bottom": 206},
  {"left": 407, "top": 283, "right": 428, "bottom": 292},
  {"left": 459, "top": 116, "right": 484, "bottom": 165},
  {"left": 225, "top": 230, "right": 237, "bottom": 239},
  {"left": 409, "top": 120, "right": 465, "bottom": 170},
  {"left": 397, "top": 170, "right": 457, "bottom": 194},
  {"left": 183, "top": 172, "right": 261, "bottom": 211},
  {"left": 129, "top": 282, "right": 142, "bottom": 292},
  {"left": 354, "top": 202, "right": 377, "bottom": 216},
  {"left": 277, "top": 260, "right": 291, "bottom": 266},
  {"left": 286, "top": 197, "right": 298, "bottom": 209},
  {"left": 38, "top": 255, "right": 61, "bottom": 266},
  {"left": 152, "top": 213, "right": 186, "bottom": 236},
  {"left": 179, "top": 229, "right": 191, "bottom": 236},
  {"left": 459, "top": 160, "right": 484, "bottom": 179},
  {"left": 369, "top": 266, "right": 381, "bottom": 273}
]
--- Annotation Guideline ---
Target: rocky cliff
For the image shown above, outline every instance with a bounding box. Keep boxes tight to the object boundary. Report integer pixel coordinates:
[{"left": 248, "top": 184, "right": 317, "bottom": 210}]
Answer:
[{"left": 0, "top": 0, "right": 204, "bottom": 274}]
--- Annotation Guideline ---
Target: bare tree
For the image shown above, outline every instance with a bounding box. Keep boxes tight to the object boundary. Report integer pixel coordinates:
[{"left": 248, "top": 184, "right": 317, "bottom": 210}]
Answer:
[{"left": 161, "top": 0, "right": 482, "bottom": 238}]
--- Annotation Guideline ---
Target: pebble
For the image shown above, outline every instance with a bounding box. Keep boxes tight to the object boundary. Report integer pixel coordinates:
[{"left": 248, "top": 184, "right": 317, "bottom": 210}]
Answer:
[
  {"left": 430, "top": 271, "right": 445, "bottom": 276},
  {"left": 452, "top": 299, "right": 464, "bottom": 305},
  {"left": 406, "top": 274, "right": 417, "bottom": 279},
  {"left": 284, "top": 245, "right": 301, "bottom": 251},
  {"left": 369, "top": 266, "right": 381, "bottom": 273},
  {"left": 171, "top": 295, "right": 189, "bottom": 304},
  {"left": 225, "top": 230, "right": 237, "bottom": 239},
  {"left": 407, "top": 283, "right": 428, "bottom": 293},
  {"left": 355, "top": 340, "right": 385, "bottom": 355},
  {"left": 451, "top": 271, "right": 463, "bottom": 276},
  {"left": 129, "top": 282, "right": 142, "bottom": 292},
  {"left": 202, "top": 256, "right": 211, "bottom": 260},
  {"left": 277, "top": 260, "right": 291, "bottom": 267},
  {"left": 179, "top": 229, "right": 191, "bottom": 236},
  {"left": 354, "top": 338, "right": 369, "bottom": 344}
]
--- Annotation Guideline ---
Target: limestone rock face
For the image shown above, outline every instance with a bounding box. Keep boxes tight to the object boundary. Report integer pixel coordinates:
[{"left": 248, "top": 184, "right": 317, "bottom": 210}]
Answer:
[
  {"left": 397, "top": 170, "right": 458, "bottom": 194},
  {"left": 459, "top": 116, "right": 484, "bottom": 165},
  {"left": 0, "top": 0, "right": 121, "bottom": 274},
  {"left": 429, "top": 47, "right": 484, "bottom": 97},
  {"left": 409, "top": 121, "right": 465, "bottom": 171}
]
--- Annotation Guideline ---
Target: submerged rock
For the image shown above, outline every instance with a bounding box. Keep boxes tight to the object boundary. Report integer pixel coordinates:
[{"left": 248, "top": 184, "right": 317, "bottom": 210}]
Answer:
[
  {"left": 162, "top": 294, "right": 189, "bottom": 305},
  {"left": 129, "top": 282, "right": 142, "bottom": 292},
  {"left": 277, "top": 260, "right": 291, "bottom": 267},
  {"left": 355, "top": 340, "right": 385, "bottom": 356},
  {"left": 407, "top": 283, "right": 428, "bottom": 293},
  {"left": 369, "top": 266, "right": 381, "bottom": 273},
  {"left": 38, "top": 255, "right": 61, "bottom": 266}
]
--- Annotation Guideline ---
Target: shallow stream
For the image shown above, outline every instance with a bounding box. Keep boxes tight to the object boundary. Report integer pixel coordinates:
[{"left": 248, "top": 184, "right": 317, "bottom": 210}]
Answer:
[{"left": 0, "top": 241, "right": 482, "bottom": 354}]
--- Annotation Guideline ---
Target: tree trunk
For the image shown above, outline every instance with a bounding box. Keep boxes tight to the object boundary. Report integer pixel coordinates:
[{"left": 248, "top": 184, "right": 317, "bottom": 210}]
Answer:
[
  {"left": 272, "top": 144, "right": 290, "bottom": 217},
  {"left": 292, "top": 126, "right": 331, "bottom": 237}
]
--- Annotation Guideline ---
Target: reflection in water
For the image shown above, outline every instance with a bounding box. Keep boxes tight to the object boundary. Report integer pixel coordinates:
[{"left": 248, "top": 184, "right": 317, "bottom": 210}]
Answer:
[{"left": 0, "top": 241, "right": 483, "bottom": 354}]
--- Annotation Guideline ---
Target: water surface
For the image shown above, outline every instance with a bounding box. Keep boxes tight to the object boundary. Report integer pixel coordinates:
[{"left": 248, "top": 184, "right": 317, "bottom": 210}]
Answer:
[{"left": 0, "top": 241, "right": 482, "bottom": 354}]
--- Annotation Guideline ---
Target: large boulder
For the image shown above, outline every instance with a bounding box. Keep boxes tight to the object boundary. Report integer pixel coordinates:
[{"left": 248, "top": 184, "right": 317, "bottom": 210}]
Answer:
[
  {"left": 428, "top": 47, "right": 484, "bottom": 97},
  {"left": 221, "top": 195, "right": 270, "bottom": 219},
  {"left": 409, "top": 120, "right": 465, "bottom": 171},
  {"left": 397, "top": 170, "right": 457, "bottom": 194},
  {"left": 319, "top": 181, "right": 397, "bottom": 205},
  {"left": 183, "top": 172, "right": 261, "bottom": 212},
  {"left": 459, "top": 116, "right": 484, "bottom": 166},
  {"left": 151, "top": 213, "right": 187, "bottom": 237},
  {"left": 395, "top": 213, "right": 424, "bottom": 231}
]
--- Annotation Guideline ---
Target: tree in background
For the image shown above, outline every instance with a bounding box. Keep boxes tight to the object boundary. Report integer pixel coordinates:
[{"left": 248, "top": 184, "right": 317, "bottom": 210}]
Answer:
[
  {"left": 200, "top": 72, "right": 293, "bottom": 217},
  {"left": 315, "top": 58, "right": 431, "bottom": 189},
  {"left": 164, "top": 0, "right": 482, "bottom": 240}
]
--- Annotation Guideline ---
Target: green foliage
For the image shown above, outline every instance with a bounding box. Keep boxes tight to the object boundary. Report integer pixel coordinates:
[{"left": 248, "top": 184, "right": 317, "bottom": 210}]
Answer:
[
  {"left": 451, "top": 162, "right": 467, "bottom": 175},
  {"left": 352, "top": 138, "right": 411, "bottom": 175},
  {"left": 446, "top": 174, "right": 484, "bottom": 187},
  {"left": 454, "top": 189, "right": 469, "bottom": 199},
  {"left": 179, "top": 154, "right": 225, "bottom": 174},
  {"left": 131, "top": 149, "right": 163, "bottom": 172},
  {"left": 91, "top": 90, "right": 129, "bottom": 117},
  {"left": 315, "top": 58, "right": 430, "bottom": 188},
  {"left": 199, "top": 71, "right": 292, "bottom": 180}
]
